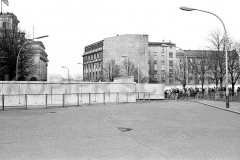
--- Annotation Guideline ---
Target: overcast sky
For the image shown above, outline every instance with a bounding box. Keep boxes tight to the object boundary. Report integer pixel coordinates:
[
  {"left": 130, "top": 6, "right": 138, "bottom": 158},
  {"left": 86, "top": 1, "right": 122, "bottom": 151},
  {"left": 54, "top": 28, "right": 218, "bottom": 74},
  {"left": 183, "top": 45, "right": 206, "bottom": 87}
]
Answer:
[{"left": 3, "top": 0, "right": 240, "bottom": 80}]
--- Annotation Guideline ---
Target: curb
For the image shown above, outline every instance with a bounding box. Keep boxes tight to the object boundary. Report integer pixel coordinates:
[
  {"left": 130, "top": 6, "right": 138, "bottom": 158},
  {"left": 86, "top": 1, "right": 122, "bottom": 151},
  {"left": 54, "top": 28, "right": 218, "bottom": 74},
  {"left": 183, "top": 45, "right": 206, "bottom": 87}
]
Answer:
[{"left": 189, "top": 100, "right": 240, "bottom": 115}]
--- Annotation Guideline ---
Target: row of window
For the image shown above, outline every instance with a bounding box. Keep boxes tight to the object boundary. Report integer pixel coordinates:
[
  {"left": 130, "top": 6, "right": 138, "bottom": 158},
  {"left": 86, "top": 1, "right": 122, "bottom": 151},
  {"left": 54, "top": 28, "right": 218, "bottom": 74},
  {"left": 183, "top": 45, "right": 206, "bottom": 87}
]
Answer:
[
  {"left": 84, "top": 62, "right": 102, "bottom": 73},
  {"left": 151, "top": 60, "right": 173, "bottom": 71},
  {"left": 84, "top": 71, "right": 101, "bottom": 81},
  {"left": 83, "top": 52, "right": 102, "bottom": 62},
  {"left": 152, "top": 52, "right": 173, "bottom": 59}
]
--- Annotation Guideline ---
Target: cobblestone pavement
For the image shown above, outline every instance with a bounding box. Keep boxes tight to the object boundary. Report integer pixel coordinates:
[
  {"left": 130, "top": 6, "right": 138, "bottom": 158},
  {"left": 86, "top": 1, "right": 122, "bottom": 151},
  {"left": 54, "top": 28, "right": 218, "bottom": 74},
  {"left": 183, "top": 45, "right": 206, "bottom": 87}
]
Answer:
[{"left": 0, "top": 101, "right": 240, "bottom": 160}]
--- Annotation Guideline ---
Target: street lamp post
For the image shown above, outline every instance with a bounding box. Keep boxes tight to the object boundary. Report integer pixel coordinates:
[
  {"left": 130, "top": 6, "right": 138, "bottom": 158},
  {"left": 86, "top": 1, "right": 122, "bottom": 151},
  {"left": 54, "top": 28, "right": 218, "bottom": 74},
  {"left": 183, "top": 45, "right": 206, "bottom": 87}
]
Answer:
[
  {"left": 180, "top": 6, "right": 229, "bottom": 108},
  {"left": 61, "top": 66, "right": 69, "bottom": 81},
  {"left": 16, "top": 35, "right": 48, "bottom": 81},
  {"left": 77, "top": 62, "right": 83, "bottom": 81}
]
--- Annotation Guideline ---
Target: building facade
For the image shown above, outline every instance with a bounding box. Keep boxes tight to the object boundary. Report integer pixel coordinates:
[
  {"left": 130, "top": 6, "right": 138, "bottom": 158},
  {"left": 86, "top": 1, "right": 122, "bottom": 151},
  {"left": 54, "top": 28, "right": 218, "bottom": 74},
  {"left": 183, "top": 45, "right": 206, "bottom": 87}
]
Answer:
[
  {"left": 0, "top": 12, "right": 19, "bottom": 31},
  {"left": 148, "top": 41, "right": 176, "bottom": 83},
  {"left": 176, "top": 49, "right": 240, "bottom": 86},
  {"left": 82, "top": 34, "right": 149, "bottom": 82},
  {"left": 82, "top": 34, "right": 176, "bottom": 83},
  {"left": 26, "top": 41, "right": 48, "bottom": 81}
]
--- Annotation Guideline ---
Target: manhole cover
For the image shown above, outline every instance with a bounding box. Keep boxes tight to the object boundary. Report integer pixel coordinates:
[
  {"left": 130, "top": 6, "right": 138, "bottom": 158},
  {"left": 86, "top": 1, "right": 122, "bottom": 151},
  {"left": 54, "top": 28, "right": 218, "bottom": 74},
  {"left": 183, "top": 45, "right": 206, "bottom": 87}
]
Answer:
[
  {"left": 48, "top": 112, "right": 56, "bottom": 113},
  {"left": 117, "top": 127, "right": 132, "bottom": 132}
]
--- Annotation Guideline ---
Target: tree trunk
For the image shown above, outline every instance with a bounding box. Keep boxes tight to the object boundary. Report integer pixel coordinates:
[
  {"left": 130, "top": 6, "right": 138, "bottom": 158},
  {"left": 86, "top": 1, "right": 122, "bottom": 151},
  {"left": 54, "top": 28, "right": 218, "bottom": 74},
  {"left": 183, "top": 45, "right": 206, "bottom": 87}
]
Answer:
[
  {"left": 201, "top": 79, "right": 204, "bottom": 99},
  {"left": 232, "top": 83, "right": 235, "bottom": 96},
  {"left": 183, "top": 84, "right": 186, "bottom": 93}
]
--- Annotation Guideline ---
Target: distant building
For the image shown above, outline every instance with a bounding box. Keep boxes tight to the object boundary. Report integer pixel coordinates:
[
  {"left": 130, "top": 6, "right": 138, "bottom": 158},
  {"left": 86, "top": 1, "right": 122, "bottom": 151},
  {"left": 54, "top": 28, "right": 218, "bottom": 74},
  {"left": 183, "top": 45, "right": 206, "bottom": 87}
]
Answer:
[
  {"left": 0, "top": 12, "right": 19, "bottom": 31},
  {"left": 26, "top": 41, "right": 48, "bottom": 81},
  {"left": 148, "top": 41, "right": 176, "bottom": 83},
  {"left": 176, "top": 49, "right": 240, "bottom": 86},
  {"left": 82, "top": 34, "right": 176, "bottom": 83}
]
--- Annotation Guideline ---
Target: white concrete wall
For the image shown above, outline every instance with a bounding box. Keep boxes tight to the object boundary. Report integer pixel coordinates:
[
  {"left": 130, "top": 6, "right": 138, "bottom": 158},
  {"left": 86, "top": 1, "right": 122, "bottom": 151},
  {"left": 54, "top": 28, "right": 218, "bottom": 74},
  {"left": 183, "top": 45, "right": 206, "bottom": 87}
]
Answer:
[{"left": 0, "top": 82, "right": 137, "bottom": 107}]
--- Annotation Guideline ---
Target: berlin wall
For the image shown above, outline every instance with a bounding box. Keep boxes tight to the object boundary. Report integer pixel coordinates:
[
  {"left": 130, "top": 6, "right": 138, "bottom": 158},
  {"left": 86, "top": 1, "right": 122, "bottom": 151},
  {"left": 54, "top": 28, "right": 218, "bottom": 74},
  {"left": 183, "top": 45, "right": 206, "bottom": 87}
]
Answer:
[{"left": 0, "top": 82, "right": 165, "bottom": 108}]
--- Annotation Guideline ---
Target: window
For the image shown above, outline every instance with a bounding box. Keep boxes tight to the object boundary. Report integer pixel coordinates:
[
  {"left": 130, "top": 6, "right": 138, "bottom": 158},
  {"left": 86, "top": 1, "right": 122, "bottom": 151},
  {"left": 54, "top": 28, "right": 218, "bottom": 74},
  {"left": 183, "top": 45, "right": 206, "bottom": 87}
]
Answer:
[
  {"left": 161, "top": 64, "right": 165, "bottom": 70},
  {"left": 154, "top": 64, "right": 157, "bottom": 71},
  {"left": 169, "top": 60, "right": 173, "bottom": 67},
  {"left": 160, "top": 72, "right": 165, "bottom": 81},
  {"left": 169, "top": 69, "right": 173, "bottom": 73},
  {"left": 162, "top": 47, "right": 164, "bottom": 53},
  {"left": 169, "top": 52, "right": 173, "bottom": 58},
  {"left": 161, "top": 55, "right": 165, "bottom": 64},
  {"left": 2, "top": 22, "right": 6, "bottom": 29},
  {"left": 154, "top": 55, "right": 157, "bottom": 61},
  {"left": 154, "top": 74, "right": 158, "bottom": 79}
]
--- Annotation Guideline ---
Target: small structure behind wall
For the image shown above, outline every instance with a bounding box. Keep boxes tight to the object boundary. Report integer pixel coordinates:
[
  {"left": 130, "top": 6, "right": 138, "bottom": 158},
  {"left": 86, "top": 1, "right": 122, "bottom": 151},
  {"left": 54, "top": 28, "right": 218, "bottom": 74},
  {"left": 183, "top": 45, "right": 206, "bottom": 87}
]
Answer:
[{"left": 136, "top": 83, "right": 165, "bottom": 100}]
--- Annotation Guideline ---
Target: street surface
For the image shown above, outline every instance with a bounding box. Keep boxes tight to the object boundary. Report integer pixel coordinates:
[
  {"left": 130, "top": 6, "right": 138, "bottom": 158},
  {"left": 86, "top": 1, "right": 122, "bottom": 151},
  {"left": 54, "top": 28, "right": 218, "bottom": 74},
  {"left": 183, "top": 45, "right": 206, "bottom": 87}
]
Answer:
[{"left": 0, "top": 100, "right": 240, "bottom": 160}]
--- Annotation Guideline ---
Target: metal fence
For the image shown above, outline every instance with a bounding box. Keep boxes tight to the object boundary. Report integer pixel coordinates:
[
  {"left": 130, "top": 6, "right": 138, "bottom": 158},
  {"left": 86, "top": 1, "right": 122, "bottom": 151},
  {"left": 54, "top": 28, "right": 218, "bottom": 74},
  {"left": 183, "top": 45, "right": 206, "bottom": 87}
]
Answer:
[
  {"left": 0, "top": 92, "right": 151, "bottom": 110},
  {"left": 193, "top": 92, "right": 240, "bottom": 102}
]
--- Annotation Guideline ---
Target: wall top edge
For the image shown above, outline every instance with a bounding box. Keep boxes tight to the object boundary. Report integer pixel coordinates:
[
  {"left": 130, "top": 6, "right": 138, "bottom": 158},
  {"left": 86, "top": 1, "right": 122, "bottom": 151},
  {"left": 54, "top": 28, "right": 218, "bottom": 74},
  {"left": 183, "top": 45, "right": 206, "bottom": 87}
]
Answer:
[{"left": 0, "top": 81, "right": 137, "bottom": 85}]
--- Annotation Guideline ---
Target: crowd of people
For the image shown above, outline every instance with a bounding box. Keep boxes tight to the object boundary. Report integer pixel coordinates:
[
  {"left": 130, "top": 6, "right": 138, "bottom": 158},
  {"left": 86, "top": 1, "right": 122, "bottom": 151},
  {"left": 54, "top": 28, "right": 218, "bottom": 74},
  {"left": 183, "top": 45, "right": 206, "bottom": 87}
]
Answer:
[{"left": 164, "top": 86, "right": 240, "bottom": 99}]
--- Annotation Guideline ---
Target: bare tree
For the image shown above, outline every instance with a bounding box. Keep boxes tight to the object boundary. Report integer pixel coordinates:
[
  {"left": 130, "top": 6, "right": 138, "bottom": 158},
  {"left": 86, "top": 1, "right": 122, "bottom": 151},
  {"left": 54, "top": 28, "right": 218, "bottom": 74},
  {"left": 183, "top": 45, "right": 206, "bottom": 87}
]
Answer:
[
  {"left": 206, "top": 29, "right": 225, "bottom": 89},
  {"left": 122, "top": 59, "right": 136, "bottom": 77},
  {"left": 189, "top": 51, "right": 211, "bottom": 92},
  {"left": 165, "top": 57, "right": 192, "bottom": 91},
  {"left": 226, "top": 38, "right": 240, "bottom": 95},
  {"left": 103, "top": 59, "right": 121, "bottom": 82},
  {"left": 208, "top": 51, "right": 222, "bottom": 88},
  {"left": 122, "top": 59, "right": 148, "bottom": 83},
  {"left": 0, "top": 28, "right": 36, "bottom": 80}
]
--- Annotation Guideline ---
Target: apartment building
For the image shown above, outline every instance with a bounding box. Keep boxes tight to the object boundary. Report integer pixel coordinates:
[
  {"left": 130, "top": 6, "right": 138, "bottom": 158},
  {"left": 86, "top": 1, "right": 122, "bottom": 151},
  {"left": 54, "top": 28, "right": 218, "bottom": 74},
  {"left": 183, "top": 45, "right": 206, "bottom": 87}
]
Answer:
[
  {"left": 148, "top": 41, "right": 176, "bottom": 83},
  {"left": 82, "top": 34, "right": 176, "bottom": 83},
  {"left": 82, "top": 34, "right": 149, "bottom": 82}
]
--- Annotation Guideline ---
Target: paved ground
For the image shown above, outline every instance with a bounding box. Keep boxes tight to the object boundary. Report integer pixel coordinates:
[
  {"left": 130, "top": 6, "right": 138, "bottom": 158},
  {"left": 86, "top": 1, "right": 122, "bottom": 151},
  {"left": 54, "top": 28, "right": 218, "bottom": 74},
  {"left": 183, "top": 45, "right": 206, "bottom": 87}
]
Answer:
[
  {"left": 191, "top": 99, "right": 240, "bottom": 114},
  {"left": 0, "top": 100, "right": 240, "bottom": 160}
]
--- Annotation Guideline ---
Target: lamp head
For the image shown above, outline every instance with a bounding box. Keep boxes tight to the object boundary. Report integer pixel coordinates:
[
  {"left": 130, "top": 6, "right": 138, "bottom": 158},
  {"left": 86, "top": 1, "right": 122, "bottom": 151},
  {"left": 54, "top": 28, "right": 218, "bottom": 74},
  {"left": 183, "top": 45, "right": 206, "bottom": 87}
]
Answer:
[
  {"left": 34, "top": 35, "right": 49, "bottom": 40},
  {"left": 180, "top": 6, "right": 195, "bottom": 11}
]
